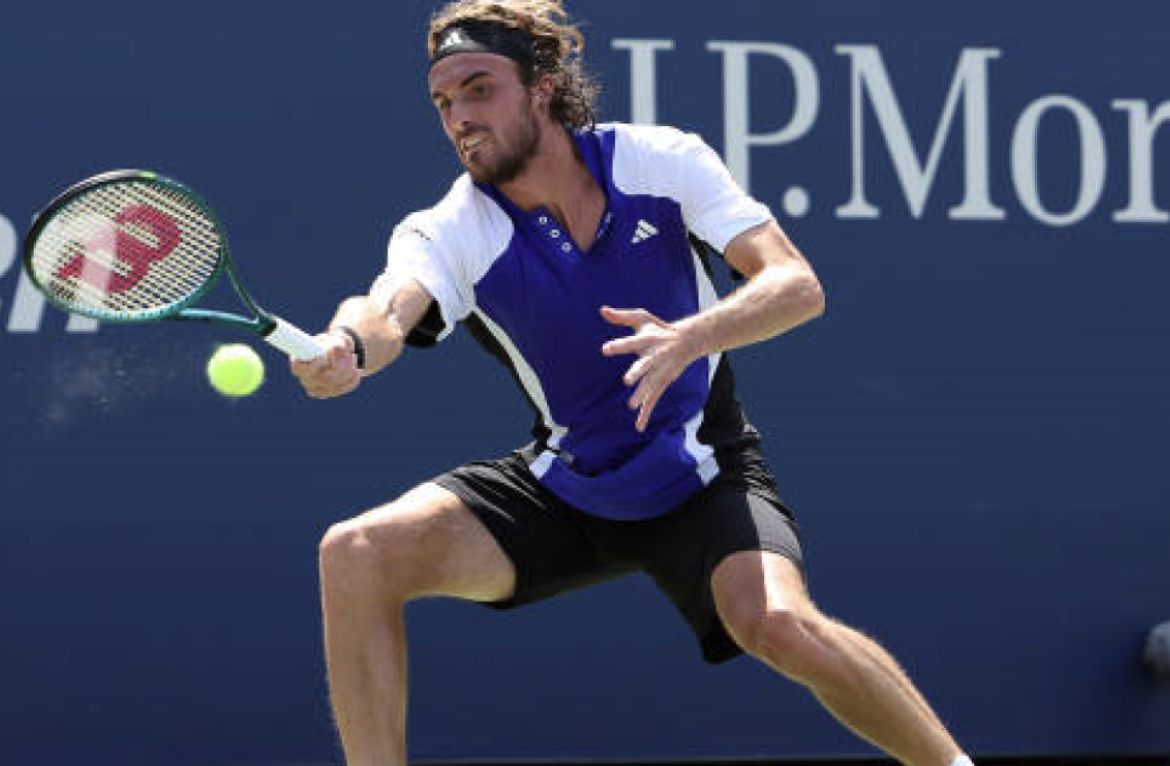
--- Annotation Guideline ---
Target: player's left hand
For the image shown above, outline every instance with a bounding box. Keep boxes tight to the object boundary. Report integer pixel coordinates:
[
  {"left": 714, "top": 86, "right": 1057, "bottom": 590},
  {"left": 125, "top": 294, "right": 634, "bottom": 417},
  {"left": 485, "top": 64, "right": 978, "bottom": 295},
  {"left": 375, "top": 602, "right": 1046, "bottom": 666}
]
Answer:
[{"left": 599, "top": 305, "right": 698, "bottom": 432}]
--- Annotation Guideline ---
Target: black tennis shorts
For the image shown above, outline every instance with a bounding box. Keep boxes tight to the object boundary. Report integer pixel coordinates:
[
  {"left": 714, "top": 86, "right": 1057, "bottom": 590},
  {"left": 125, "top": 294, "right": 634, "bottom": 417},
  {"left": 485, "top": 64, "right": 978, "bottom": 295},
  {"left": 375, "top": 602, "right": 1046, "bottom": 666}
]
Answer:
[{"left": 431, "top": 445, "right": 803, "bottom": 664}]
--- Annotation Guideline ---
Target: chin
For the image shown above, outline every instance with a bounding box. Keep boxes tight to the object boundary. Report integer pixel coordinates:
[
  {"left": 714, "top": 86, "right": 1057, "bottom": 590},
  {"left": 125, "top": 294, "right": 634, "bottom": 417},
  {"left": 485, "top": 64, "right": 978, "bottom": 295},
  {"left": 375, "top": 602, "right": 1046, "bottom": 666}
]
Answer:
[
  {"left": 465, "top": 164, "right": 491, "bottom": 183},
  {"left": 467, "top": 159, "right": 506, "bottom": 185}
]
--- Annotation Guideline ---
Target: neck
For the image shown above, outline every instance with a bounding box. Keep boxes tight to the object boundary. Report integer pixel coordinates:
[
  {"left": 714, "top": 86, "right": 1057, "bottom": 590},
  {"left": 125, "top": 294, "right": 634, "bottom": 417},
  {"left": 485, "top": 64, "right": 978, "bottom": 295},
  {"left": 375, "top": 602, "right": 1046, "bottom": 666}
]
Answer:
[{"left": 496, "top": 124, "right": 593, "bottom": 215}]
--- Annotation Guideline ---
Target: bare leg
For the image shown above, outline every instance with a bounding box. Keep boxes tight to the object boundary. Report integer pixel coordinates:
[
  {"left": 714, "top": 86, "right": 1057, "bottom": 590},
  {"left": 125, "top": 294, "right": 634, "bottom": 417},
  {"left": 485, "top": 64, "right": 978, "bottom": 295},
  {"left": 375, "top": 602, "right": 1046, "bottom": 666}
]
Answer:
[
  {"left": 713, "top": 551, "right": 963, "bottom": 766},
  {"left": 318, "top": 483, "right": 516, "bottom": 766}
]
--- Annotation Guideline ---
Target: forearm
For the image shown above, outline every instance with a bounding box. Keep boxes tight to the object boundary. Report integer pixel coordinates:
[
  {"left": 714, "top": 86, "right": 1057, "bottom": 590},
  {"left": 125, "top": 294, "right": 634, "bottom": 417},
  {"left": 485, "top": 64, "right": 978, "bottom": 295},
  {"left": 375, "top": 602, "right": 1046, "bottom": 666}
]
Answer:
[
  {"left": 328, "top": 295, "right": 408, "bottom": 375},
  {"left": 677, "top": 254, "right": 824, "bottom": 360}
]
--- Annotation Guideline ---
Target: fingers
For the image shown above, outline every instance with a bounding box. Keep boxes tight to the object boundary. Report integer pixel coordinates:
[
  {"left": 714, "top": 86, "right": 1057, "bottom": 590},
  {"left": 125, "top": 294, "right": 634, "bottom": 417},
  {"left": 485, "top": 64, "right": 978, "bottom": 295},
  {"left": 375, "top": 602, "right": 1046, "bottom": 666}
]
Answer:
[
  {"left": 634, "top": 386, "right": 664, "bottom": 432},
  {"left": 602, "top": 333, "right": 657, "bottom": 358},
  {"left": 599, "top": 306, "right": 679, "bottom": 431},
  {"left": 289, "top": 331, "right": 361, "bottom": 399},
  {"left": 620, "top": 348, "right": 656, "bottom": 386},
  {"left": 599, "top": 305, "right": 665, "bottom": 330},
  {"left": 600, "top": 306, "right": 669, "bottom": 358},
  {"left": 623, "top": 350, "right": 672, "bottom": 433}
]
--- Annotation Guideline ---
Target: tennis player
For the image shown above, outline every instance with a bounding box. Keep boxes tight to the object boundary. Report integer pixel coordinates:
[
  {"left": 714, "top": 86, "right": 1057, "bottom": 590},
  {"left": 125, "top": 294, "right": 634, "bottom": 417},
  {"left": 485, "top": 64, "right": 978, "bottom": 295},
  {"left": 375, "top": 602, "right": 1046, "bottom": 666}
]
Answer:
[{"left": 292, "top": 2, "right": 974, "bottom": 765}]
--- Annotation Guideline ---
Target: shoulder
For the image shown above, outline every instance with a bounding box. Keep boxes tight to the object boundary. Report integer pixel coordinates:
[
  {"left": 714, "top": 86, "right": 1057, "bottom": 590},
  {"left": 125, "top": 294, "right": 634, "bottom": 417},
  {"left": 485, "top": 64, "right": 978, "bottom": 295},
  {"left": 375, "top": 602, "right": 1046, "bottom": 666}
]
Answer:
[
  {"left": 393, "top": 174, "right": 512, "bottom": 252},
  {"left": 600, "top": 122, "right": 711, "bottom": 163},
  {"left": 597, "top": 122, "right": 721, "bottom": 198}
]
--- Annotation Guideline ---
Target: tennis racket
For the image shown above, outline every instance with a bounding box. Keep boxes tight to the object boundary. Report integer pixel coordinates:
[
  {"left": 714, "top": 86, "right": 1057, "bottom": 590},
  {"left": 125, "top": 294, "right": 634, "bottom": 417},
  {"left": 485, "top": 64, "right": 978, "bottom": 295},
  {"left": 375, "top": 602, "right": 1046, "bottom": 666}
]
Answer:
[{"left": 22, "top": 169, "right": 324, "bottom": 360}]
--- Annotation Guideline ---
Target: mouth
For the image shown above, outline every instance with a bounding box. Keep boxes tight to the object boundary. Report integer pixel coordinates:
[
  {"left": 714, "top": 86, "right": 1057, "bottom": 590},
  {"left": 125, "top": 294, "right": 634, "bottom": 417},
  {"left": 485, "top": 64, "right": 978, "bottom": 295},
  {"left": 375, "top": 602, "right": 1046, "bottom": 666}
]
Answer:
[{"left": 460, "top": 133, "right": 489, "bottom": 158}]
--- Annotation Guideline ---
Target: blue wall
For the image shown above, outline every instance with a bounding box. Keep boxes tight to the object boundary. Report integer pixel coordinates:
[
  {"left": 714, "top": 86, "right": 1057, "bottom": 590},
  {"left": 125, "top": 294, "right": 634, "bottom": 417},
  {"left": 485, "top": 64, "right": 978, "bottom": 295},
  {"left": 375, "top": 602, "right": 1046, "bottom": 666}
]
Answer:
[{"left": 1, "top": 1, "right": 1168, "bottom": 764}]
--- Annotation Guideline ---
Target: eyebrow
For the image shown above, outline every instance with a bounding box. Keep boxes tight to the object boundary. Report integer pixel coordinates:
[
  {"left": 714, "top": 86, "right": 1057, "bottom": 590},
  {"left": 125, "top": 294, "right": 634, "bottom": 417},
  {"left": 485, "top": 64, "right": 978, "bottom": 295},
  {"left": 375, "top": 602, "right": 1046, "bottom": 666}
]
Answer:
[{"left": 430, "top": 71, "right": 492, "bottom": 102}]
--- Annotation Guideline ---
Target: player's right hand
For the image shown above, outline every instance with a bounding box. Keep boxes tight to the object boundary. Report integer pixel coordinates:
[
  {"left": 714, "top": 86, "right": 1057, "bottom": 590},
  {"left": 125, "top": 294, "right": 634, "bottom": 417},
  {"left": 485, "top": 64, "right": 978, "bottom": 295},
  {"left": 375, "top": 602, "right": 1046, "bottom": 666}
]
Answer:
[{"left": 290, "top": 330, "right": 362, "bottom": 398}]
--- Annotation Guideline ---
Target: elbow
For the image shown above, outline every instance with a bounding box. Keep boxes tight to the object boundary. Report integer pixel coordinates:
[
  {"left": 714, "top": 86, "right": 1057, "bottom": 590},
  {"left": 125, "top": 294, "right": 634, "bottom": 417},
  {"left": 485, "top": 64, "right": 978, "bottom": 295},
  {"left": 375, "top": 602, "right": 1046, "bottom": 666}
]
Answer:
[{"left": 796, "top": 268, "right": 826, "bottom": 322}]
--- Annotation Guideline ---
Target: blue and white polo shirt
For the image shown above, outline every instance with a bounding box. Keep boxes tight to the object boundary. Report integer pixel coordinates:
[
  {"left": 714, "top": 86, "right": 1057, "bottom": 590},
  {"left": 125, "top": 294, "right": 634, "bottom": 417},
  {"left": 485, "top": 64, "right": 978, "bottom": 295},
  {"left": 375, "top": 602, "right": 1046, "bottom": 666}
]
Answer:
[{"left": 371, "top": 122, "right": 774, "bottom": 521}]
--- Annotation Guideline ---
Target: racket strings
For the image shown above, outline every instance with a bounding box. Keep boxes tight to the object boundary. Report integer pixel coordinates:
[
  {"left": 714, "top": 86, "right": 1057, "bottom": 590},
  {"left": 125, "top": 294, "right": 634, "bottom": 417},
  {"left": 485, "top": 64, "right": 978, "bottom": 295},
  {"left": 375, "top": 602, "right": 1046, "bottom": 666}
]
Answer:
[
  {"left": 41, "top": 191, "right": 211, "bottom": 311},
  {"left": 62, "top": 185, "right": 218, "bottom": 301},
  {"left": 29, "top": 180, "right": 224, "bottom": 320}
]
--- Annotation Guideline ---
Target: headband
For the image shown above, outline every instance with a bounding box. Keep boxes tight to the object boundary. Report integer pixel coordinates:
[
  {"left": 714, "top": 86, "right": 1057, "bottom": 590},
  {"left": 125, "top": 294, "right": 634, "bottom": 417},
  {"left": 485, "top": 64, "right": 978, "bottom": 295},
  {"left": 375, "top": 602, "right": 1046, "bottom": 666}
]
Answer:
[{"left": 430, "top": 21, "right": 535, "bottom": 69}]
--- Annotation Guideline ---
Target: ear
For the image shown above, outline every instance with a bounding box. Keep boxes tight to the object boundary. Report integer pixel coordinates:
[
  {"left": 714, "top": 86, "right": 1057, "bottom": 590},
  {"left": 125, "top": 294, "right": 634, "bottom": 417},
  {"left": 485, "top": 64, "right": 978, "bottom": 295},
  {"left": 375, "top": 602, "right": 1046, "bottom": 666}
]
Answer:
[{"left": 535, "top": 74, "right": 556, "bottom": 105}]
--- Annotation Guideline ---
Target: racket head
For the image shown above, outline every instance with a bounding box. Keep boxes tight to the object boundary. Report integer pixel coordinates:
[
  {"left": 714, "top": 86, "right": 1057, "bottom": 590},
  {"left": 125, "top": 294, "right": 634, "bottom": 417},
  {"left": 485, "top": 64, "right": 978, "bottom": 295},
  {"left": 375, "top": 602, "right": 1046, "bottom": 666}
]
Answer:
[{"left": 23, "top": 170, "right": 229, "bottom": 323}]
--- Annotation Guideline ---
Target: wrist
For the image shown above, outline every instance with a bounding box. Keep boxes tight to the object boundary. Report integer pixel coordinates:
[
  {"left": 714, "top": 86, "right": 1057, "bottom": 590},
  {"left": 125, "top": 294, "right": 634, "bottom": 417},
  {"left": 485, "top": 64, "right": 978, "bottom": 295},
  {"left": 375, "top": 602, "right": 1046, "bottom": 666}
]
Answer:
[
  {"left": 675, "top": 316, "right": 713, "bottom": 362},
  {"left": 333, "top": 325, "right": 367, "bottom": 370}
]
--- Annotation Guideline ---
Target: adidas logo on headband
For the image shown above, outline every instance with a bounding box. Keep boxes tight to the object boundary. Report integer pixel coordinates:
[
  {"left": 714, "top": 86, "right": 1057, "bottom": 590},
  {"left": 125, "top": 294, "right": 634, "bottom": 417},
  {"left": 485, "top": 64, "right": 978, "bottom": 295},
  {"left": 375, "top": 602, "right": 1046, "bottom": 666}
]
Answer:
[{"left": 430, "top": 21, "right": 535, "bottom": 69}]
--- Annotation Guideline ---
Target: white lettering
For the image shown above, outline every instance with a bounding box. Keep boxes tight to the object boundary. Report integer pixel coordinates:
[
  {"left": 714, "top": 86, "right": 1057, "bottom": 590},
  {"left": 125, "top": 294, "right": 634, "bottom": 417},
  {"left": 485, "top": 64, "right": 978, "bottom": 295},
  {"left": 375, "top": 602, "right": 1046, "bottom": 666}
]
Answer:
[
  {"left": 1111, "top": 99, "right": 1170, "bottom": 223},
  {"left": 835, "top": 45, "right": 1005, "bottom": 220},
  {"left": 0, "top": 214, "right": 14, "bottom": 286},
  {"left": 611, "top": 38, "right": 675, "bottom": 125},
  {"left": 7, "top": 268, "right": 49, "bottom": 333},
  {"left": 707, "top": 41, "right": 819, "bottom": 192},
  {"left": 1011, "top": 95, "right": 1107, "bottom": 227},
  {"left": 1, "top": 212, "right": 98, "bottom": 333},
  {"left": 8, "top": 269, "right": 99, "bottom": 333}
]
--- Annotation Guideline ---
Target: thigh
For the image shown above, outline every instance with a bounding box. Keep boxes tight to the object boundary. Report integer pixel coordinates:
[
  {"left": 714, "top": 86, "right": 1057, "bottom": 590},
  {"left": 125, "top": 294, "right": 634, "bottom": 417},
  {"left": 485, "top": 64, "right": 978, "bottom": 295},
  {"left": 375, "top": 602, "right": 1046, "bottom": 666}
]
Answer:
[
  {"left": 433, "top": 452, "right": 634, "bottom": 609},
  {"left": 341, "top": 481, "right": 517, "bottom": 603},
  {"left": 710, "top": 548, "right": 813, "bottom": 628},
  {"left": 709, "top": 550, "right": 825, "bottom": 674},
  {"left": 638, "top": 456, "right": 805, "bottom": 663}
]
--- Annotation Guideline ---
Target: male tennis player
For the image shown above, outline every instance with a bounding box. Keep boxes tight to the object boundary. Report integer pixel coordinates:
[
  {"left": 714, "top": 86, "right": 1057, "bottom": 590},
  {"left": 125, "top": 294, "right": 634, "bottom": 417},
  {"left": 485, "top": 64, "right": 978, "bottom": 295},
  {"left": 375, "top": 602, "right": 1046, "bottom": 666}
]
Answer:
[{"left": 292, "top": 2, "right": 975, "bottom": 766}]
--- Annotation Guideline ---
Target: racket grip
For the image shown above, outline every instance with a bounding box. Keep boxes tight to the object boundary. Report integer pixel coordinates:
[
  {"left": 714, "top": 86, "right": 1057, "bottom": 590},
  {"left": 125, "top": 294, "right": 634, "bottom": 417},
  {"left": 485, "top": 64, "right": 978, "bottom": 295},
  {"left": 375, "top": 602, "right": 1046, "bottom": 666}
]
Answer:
[{"left": 264, "top": 316, "right": 325, "bottom": 360}]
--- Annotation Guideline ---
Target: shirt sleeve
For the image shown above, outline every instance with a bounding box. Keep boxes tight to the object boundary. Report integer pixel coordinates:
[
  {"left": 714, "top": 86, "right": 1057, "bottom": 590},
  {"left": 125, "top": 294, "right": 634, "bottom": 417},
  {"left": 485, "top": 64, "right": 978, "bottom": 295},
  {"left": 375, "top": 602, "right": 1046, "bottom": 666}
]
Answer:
[
  {"left": 369, "top": 209, "right": 474, "bottom": 344},
  {"left": 618, "top": 124, "right": 774, "bottom": 252}
]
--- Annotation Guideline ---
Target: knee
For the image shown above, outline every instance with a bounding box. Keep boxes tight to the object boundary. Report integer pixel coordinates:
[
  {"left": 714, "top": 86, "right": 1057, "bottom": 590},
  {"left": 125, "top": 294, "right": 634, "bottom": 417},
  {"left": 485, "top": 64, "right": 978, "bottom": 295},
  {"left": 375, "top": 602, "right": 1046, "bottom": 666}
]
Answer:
[
  {"left": 318, "top": 519, "right": 377, "bottom": 586},
  {"left": 319, "top": 518, "right": 368, "bottom": 571},
  {"left": 318, "top": 513, "right": 415, "bottom": 600},
  {"left": 725, "top": 603, "right": 835, "bottom": 680}
]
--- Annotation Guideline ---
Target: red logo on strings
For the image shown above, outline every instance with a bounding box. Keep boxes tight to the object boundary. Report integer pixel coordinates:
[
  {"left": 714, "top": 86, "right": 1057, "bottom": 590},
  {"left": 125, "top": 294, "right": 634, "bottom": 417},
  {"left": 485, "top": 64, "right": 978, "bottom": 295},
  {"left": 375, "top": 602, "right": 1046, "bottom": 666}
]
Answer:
[{"left": 55, "top": 204, "right": 181, "bottom": 293}]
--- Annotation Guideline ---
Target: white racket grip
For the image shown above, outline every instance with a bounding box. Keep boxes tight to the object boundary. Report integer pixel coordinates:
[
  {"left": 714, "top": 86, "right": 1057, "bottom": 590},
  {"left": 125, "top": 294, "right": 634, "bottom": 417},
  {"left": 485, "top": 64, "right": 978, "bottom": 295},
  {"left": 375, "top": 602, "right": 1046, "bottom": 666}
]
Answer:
[{"left": 264, "top": 316, "right": 325, "bottom": 360}]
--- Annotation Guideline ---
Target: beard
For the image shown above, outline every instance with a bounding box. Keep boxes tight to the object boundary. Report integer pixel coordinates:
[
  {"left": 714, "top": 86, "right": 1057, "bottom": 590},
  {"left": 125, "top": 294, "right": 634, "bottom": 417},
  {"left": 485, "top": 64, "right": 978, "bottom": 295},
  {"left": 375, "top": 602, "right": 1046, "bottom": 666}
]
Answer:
[{"left": 463, "top": 95, "right": 542, "bottom": 185}]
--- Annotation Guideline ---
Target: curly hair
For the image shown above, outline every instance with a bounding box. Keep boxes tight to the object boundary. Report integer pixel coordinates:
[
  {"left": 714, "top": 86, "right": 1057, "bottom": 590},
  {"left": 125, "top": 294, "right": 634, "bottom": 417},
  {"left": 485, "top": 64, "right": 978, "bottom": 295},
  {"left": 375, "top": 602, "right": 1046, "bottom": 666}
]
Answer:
[{"left": 427, "top": 0, "right": 600, "bottom": 129}]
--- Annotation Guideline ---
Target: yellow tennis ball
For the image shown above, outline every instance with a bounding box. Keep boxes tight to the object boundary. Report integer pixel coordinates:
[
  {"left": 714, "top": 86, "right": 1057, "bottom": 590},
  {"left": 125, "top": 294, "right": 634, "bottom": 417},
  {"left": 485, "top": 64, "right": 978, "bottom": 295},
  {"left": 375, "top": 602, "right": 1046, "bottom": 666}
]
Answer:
[{"left": 206, "top": 343, "right": 265, "bottom": 397}]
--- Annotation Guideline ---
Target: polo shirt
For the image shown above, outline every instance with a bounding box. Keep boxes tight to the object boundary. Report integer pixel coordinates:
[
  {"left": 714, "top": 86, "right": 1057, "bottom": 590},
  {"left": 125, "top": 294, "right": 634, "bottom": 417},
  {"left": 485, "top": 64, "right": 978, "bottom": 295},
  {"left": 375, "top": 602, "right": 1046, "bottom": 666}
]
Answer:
[{"left": 372, "top": 122, "right": 774, "bottom": 520}]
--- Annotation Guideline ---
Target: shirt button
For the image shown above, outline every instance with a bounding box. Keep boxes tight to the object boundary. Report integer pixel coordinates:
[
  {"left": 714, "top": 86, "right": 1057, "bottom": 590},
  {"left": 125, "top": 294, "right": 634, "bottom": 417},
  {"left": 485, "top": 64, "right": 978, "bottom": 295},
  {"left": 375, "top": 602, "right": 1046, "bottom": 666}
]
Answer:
[
  {"left": 538, "top": 216, "right": 549, "bottom": 225},
  {"left": 550, "top": 229, "right": 561, "bottom": 238},
  {"left": 561, "top": 243, "right": 572, "bottom": 253}
]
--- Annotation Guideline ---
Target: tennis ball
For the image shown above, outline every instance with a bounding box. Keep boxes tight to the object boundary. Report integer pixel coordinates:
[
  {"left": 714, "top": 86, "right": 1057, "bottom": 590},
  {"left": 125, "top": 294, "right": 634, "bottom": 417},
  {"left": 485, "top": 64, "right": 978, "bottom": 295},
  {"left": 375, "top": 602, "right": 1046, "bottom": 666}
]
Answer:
[{"left": 206, "top": 343, "right": 265, "bottom": 398}]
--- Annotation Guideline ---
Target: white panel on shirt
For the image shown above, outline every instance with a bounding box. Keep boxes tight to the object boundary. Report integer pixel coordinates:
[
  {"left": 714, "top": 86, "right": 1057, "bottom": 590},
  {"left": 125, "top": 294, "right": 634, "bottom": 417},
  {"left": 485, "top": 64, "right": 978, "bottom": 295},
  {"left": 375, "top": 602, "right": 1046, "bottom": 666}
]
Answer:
[
  {"left": 369, "top": 174, "right": 513, "bottom": 342},
  {"left": 606, "top": 122, "right": 774, "bottom": 252}
]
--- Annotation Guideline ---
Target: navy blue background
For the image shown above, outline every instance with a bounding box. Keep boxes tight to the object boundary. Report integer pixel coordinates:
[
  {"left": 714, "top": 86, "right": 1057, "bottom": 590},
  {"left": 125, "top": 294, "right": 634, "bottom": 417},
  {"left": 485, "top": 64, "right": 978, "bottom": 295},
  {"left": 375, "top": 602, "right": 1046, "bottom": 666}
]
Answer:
[{"left": 1, "top": 1, "right": 1168, "bottom": 764}]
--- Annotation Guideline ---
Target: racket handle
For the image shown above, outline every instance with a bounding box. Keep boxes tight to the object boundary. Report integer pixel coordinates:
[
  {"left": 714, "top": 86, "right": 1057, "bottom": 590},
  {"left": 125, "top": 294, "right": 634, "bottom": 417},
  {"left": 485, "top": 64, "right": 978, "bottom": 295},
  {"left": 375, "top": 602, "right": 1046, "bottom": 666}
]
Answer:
[{"left": 264, "top": 316, "right": 325, "bottom": 360}]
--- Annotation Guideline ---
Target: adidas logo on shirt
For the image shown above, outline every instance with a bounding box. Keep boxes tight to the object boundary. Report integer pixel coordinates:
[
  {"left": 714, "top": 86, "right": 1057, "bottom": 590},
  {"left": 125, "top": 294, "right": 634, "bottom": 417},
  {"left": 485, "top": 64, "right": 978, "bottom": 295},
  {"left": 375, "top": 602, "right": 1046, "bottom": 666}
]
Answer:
[{"left": 631, "top": 219, "right": 659, "bottom": 244}]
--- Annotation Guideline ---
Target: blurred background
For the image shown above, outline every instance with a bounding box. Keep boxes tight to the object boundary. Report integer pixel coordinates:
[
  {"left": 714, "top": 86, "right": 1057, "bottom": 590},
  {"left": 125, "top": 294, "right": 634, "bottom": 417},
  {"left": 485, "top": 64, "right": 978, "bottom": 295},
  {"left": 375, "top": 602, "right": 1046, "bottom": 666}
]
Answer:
[{"left": 1, "top": 1, "right": 1167, "bottom": 764}]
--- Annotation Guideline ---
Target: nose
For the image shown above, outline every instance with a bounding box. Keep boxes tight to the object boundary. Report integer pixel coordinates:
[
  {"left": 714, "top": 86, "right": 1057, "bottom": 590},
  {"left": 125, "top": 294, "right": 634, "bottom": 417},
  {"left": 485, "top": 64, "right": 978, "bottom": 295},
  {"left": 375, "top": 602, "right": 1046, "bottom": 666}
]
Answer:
[{"left": 446, "top": 98, "right": 475, "bottom": 137}]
